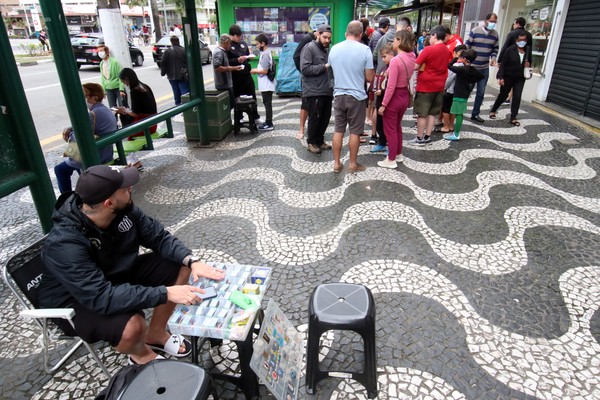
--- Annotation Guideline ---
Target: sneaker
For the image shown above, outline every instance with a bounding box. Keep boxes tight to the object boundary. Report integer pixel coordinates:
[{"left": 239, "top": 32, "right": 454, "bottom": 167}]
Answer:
[
  {"left": 412, "top": 137, "right": 427, "bottom": 145},
  {"left": 370, "top": 144, "right": 387, "bottom": 153},
  {"left": 319, "top": 143, "right": 332, "bottom": 150},
  {"left": 369, "top": 136, "right": 377, "bottom": 145},
  {"left": 470, "top": 115, "right": 484, "bottom": 123},
  {"left": 444, "top": 133, "right": 460, "bottom": 141},
  {"left": 422, "top": 135, "right": 432, "bottom": 143},
  {"left": 377, "top": 158, "right": 398, "bottom": 169},
  {"left": 257, "top": 122, "right": 274, "bottom": 131},
  {"left": 307, "top": 144, "right": 322, "bottom": 154}
]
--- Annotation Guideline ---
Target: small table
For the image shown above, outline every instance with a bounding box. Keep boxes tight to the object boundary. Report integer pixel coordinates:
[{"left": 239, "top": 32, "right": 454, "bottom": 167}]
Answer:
[{"left": 168, "top": 263, "right": 271, "bottom": 400}]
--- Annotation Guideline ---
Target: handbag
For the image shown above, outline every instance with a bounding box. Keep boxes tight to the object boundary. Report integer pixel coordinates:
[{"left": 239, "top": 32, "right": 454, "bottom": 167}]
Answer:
[
  {"left": 399, "top": 55, "right": 414, "bottom": 108},
  {"left": 63, "top": 141, "right": 81, "bottom": 162},
  {"left": 266, "top": 53, "right": 276, "bottom": 81}
]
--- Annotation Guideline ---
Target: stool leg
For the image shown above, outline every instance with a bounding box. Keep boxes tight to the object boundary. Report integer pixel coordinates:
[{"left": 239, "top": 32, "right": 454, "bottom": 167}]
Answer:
[
  {"left": 305, "top": 320, "right": 322, "bottom": 394},
  {"left": 363, "top": 328, "right": 378, "bottom": 398}
]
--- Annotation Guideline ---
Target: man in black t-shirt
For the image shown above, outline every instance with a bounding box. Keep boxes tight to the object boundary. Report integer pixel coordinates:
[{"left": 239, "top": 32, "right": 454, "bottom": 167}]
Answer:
[
  {"left": 226, "top": 24, "right": 260, "bottom": 121},
  {"left": 293, "top": 31, "right": 316, "bottom": 139}
]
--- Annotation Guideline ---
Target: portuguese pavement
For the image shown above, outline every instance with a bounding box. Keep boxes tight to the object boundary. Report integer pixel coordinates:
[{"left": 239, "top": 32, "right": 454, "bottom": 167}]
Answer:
[{"left": 0, "top": 93, "right": 599, "bottom": 400}]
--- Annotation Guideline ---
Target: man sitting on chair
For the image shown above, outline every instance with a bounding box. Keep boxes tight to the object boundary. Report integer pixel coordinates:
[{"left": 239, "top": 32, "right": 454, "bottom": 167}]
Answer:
[{"left": 38, "top": 165, "right": 225, "bottom": 364}]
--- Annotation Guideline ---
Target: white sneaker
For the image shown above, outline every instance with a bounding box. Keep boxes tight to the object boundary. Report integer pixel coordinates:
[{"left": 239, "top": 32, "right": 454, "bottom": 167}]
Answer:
[
  {"left": 396, "top": 154, "right": 404, "bottom": 163},
  {"left": 377, "top": 158, "right": 398, "bottom": 169}
]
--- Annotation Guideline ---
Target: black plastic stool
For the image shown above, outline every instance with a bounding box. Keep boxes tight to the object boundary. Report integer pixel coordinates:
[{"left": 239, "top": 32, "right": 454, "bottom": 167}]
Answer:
[
  {"left": 306, "top": 283, "right": 378, "bottom": 398},
  {"left": 233, "top": 97, "right": 257, "bottom": 135},
  {"left": 118, "top": 359, "right": 216, "bottom": 400}
]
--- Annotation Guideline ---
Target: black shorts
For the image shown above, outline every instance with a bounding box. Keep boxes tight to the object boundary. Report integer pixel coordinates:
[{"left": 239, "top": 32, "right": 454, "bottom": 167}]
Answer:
[
  {"left": 55, "top": 253, "right": 182, "bottom": 346},
  {"left": 442, "top": 92, "right": 454, "bottom": 114}
]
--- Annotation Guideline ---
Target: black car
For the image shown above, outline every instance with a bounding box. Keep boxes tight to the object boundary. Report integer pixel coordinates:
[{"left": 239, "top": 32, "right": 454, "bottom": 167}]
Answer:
[
  {"left": 152, "top": 35, "right": 212, "bottom": 67},
  {"left": 71, "top": 34, "right": 144, "bottom": 69}
]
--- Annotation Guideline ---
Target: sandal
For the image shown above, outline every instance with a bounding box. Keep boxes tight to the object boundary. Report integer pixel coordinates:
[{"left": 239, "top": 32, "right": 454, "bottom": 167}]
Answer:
[
  {"left": 359, "top": 138, "right": 367, "bottom": 144},
  {"left": 147, "top": 334, "right": 191, "bottom": 358},
  {"left": 510, "top": 119, "right": 520, "bottom": 127},
  {"left": 433, "top": 126, "right": 451, "bottom": 133},
  {"left": 489, "top": 112, "right": 497, "bottom": 120}
]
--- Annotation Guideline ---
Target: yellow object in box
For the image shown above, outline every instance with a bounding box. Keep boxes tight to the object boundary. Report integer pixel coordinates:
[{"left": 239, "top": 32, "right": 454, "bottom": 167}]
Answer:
[{"left": 242, "top": 283, "right": 260, "bottom": 295}]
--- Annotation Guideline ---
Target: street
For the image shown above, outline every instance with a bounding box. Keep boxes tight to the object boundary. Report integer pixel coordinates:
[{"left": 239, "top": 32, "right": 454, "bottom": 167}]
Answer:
[{"left": 17, "top": 45, "right": 215, "bottom": 151}]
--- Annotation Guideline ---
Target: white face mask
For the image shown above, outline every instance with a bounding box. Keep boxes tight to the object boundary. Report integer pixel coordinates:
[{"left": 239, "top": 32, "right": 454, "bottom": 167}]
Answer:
[
  {"left": 98, "top": 51, "right": 106, "bottom": 59},
  {"left": 517, "top": 41, "right": 527, "bottom": 48},
  {"left": 486, "top": 22, "right": 496, "bottom": 30}
]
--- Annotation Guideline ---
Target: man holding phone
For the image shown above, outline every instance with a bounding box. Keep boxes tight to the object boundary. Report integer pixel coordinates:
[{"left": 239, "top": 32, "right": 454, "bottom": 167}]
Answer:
[{"left": 39, "top": 165, "right": 225, "bottom": 365}]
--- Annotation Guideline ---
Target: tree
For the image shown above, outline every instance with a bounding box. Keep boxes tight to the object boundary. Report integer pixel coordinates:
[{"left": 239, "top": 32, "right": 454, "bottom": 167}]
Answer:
[
  {"left": 163, "top": 0, "right": 204, "bottom": 17},
  {"left": 97, "top": 0, "right": 131, "bottom": 69}
]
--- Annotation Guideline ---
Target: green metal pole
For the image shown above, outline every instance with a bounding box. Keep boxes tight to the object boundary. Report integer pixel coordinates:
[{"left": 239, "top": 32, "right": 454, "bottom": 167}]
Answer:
[
  {"left": 183, "top": 0, "right": 210, "bottom": 145},
  {"left": 38, "top": 0, "right": 100, "bottom": 168},
  {"left": 0, "top": 18, "right": 55, "bottom": 232}
]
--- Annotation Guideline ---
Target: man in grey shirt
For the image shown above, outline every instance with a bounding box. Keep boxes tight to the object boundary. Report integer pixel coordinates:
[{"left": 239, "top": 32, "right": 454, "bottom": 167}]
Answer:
[
  {"left": 373, "top": 17, "right": 412, "bottom": 73},
  {"left": 212, "top": 34, "right": 238, "bottom": 109}
]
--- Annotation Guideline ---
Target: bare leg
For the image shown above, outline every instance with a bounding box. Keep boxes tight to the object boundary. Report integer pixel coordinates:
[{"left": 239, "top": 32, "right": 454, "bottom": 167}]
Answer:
[
  {"left": 425, "top": 115, "right": 435, "bottom": 137},
  {"left": 442, "top": 112, "right": 451, "bottom": 132},
  {"left": 371, "top": 108, "right": 377, "bottom": 138},
  {"left": 449, "top": 114, "right": 455, "bottom": 131},
  {"left": 115, "top": 314, "right": 156, "bottom": 364},
  {"left": 416, "top": 116, "right": 427, "bottom": 139},
  {"left": 297, "top": 108, "right": 308, "bottom": 139},
  {"left": 332, "top": 131, "right": 344, "bottom": 171},
  {"left": 145, "top": 266, "right": 190, "bottom": 351},
  {"left": 348, "top": 134, "right": 362, "bottom": 169}
]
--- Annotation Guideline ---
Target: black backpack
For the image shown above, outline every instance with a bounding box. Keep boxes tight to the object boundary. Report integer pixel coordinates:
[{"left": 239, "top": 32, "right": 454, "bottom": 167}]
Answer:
[
  {"left": 267, "top": 57, "right": 277, "bottom": 81},
  {"left": 94, "top": 364, "right": 144, "bottom": 400}
]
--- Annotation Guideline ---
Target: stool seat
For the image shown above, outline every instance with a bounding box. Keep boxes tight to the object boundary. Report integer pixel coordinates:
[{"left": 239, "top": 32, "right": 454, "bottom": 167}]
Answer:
[
  {"left": 306, "top": 283, "right": 378, "bottom": 398},
  {"left": 235, "top": 97, "right": 256, "bottom": 104},
  {"left": 119, "top": 360, "right": 213, "bottom": 400},
  {"left": 311, "top": 283, "right": 372, "bottom": 324}
]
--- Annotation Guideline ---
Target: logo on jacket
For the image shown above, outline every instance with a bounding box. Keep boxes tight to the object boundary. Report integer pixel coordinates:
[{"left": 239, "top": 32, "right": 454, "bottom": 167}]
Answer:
[
  {"left": 89, "top": 237, "right": 101, "bottom": 251},
  {"left": 118, "top": 215, "right": 133, "bottom": 232},
  {"left": 27, "top": 273, "right": 43, "bottom": 291}
]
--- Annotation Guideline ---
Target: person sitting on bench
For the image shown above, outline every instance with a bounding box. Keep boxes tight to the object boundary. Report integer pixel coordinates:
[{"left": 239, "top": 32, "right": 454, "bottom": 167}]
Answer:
[{"left": 39, "top": 165, "right": 225, "bottom": 364}]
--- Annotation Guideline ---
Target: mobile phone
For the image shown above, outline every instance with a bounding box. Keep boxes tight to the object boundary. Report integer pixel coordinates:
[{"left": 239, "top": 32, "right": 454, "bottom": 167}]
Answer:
[{"left": 197, "top": 286, "right": 217, "bottom": 300}]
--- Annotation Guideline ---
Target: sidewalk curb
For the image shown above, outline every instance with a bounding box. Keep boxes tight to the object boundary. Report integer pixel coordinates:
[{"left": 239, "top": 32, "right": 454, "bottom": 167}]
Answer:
[{"left": 17, "top": 58, "right": 54, "bottom": 66}]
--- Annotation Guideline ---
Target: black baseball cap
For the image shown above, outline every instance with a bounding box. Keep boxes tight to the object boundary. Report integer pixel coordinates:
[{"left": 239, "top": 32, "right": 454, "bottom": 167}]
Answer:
[
  {"left": 76, "top": 165, "right": 140, "bottom": 205},
  {"left": 317, "top": 24, "right": 331, "bottom": 33},
  {"left": 379, "top": 18, "right": 390, "bottom": 28}
]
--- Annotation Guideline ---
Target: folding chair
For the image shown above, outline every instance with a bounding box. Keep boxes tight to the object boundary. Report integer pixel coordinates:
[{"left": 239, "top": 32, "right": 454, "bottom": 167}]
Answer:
[{"left": 2, "top": 237, "right": 111, "bottom": 377}]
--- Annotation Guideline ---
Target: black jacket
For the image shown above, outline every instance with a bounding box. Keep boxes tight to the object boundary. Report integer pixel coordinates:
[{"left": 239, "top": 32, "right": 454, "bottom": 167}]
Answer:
[
  {"left": 498, "top": 27, "right": 532, "bottom": 64},
  {"left": 300, "top": 40, "right": 332, "bottom": 98},
  {"left": 448, "top": 62, "right": 485, "bottom": 99},
  {"left": 293, "top": 32, "right": 316, "bottom": 72},
  {"left": 497, "top": 45, "right": 527, "bottom": 79},
  {"left": 227, "top": 39, "right": 252, "bottom": 85},
  {"left": 160, "top": 44, "right": 187, "bottom": 81},
  {"left": 39, "top": 192, "right": 191, "bottom": 315}
]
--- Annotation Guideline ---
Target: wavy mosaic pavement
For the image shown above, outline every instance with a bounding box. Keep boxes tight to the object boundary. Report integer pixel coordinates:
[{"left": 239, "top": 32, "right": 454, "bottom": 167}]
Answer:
[{"left": 2, "top": 95, "right": 600, "bottom": 400}]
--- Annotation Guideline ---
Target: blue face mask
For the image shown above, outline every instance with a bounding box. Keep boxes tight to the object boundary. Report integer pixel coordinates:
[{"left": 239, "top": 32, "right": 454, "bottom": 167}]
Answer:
[
  {"left": 487, "top": 22, "right": 496, "bottom": 30},
  {"left": 517, "top": 41, "right": 527, "bottom": 48}
]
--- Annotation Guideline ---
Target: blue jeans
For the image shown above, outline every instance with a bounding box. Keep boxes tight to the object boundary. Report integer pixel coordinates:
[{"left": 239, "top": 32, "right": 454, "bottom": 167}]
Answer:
[
  {"left": 169, "top": 79, "right": 190, "bottom": 106},
  {"left": 105, "top": 88, "right": 123, "bottom": 108},
  {"left": 54, "top": 161, "right": 80, "bottom": 193},
  {"left": 471, "top": 67, "right": 489, "bottom": 118}
]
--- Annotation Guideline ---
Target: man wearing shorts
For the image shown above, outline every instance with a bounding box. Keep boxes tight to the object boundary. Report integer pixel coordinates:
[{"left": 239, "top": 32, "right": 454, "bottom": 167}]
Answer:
[
  {"left": 412, "top": 25, "right": 452, "bottom": 145},
  {"left": 39, "top": 165, "right": 225, "bottom": 365},
  {"left": 329, "top": 20, "right": 375, "bottom": 173}
]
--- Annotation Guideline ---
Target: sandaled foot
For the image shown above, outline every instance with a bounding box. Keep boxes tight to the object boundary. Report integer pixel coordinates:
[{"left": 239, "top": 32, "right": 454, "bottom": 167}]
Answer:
[
  {"left": 146, "top": 334, "right": 191, "bottom": 358},
  {"left": 296, "top": 132, "right": 304, "bottom": 140},
  {"left": 348, "top": 164, "right": 366, "bottom": 173},
  {"left": 129, "top": 354, "right": 165, "bottom": 365},
  {"left": 510, "top": 119, "right": 520, "bottom": 126},
  {"left": 333, "top": 164, "right": 343, "bottom": 173},
  {"left": 489, "top": 112, "right": 497, "bottom": 120}
]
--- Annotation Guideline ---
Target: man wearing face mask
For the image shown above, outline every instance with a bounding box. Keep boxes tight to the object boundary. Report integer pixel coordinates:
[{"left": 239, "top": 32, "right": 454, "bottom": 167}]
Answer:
[
  {"left": 39, "top": 165, "right": 225, "bottom": 365},
  {"left": 98, "top": 45, "right": 125, "bottom": 108},
  {"left": 465, "top": 13, "right": 499, "bottom": 123}
]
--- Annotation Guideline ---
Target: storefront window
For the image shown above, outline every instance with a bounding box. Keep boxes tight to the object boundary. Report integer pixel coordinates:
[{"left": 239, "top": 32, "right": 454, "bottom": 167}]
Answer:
[
  {"left": 524, "top": 0, "right": 555, "bottom": 72},
  {"left": 234, "top": 7, "right": 330, "bottom": 49}
]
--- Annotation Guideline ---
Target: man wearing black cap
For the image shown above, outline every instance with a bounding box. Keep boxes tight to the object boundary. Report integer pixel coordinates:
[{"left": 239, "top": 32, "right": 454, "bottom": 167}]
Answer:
[
  {"left": 39, "top": 165, "right": 225, "bottom": 365},
  {"left": 369, "top": 17, "right": 390, "bottom": 66}
]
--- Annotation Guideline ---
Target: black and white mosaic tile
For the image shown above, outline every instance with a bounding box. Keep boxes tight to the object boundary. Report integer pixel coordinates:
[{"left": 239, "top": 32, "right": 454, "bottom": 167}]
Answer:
[{"left": 1, "top": 93, "right": 599, "bottom": 399}]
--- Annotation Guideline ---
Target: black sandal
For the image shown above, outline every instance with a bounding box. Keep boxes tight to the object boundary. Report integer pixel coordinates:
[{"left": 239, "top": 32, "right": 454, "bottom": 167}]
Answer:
[
  {"left": 510, "top": 119, "right": 520, "bottom": 127},
  {"left": 489, "top": 112, "right": 497, "bottom": 120}
]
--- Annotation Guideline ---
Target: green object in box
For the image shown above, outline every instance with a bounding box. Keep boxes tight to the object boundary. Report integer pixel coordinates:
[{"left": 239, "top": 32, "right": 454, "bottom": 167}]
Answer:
[
  {"left": 182, "top": 92, "right": 232, "bottom": 141},
  {"left": 208, "top": 118, "right": 232, "bottom": 141},
  {"left": 204, "top": 90, "right": 231, "bottom": 123}
]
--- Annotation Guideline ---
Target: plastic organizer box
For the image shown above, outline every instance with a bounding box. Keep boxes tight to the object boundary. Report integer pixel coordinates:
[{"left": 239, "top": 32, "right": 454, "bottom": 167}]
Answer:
[{"left": 168, "top": 263, "right": 271, "bottom": 340}]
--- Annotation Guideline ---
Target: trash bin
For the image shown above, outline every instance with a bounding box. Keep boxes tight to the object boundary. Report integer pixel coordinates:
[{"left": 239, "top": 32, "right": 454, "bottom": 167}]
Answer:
[{"left": 182, "top": 91, "right": 232, "bottom": 142}]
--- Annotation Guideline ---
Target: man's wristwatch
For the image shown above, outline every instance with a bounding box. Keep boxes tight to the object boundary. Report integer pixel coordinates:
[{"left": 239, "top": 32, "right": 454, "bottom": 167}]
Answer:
[{"left": 184, "top": 255, "right": 201, "bottom": 268}]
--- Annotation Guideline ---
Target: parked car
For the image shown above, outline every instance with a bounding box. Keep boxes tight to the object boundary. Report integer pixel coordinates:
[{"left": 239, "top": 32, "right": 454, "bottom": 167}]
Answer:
[
  {"left": 152, "top": 36, "right": 212, "bottom": 67},
  {"left": 71, "top": 33, "right": 144, "bottom": 69}
]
